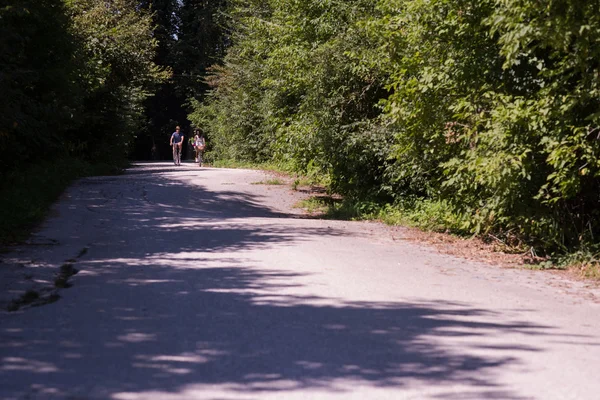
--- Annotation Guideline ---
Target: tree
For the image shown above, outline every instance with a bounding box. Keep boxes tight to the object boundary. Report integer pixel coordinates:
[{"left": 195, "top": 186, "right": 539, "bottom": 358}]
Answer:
[
  {"left": 0, "top": 0, "right": 80, "bottom": 173},
  {"left": 68, "top": 0, "right": 169, "bottom": 164},
  {"left": 196, "top": 0, "right": 600, "bottom": 253},
  {"left": 133, "top": 0, "right": 229, "bottom": 160}
]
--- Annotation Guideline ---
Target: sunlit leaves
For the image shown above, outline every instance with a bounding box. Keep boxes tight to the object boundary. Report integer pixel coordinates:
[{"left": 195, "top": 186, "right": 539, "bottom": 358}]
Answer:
[{"left": 195, "top": 0, "right": 600, "bottom": 252}]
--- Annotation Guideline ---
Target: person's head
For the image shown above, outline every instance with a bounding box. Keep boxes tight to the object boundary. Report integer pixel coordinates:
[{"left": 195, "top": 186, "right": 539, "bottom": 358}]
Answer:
[{"left": 175, "top": 126, "right": 180, "bottom": 132}]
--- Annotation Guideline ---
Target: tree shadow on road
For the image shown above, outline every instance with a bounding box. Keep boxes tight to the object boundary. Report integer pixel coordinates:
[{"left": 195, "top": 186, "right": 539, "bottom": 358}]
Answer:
[
  {"left": 0, "top": 258, "right": 571, "bottom": 400},
  {"left": 0, "top": 165, "right": 592, "bottom": 399},
  {"left": 81, "top": 165, "right": 300, "bottom": 220}
]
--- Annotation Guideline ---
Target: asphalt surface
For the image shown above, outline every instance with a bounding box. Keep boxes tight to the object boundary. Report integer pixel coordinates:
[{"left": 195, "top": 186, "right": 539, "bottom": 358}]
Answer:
[{"left": 1, "top": 162, "right": 599, "bottom": 400}]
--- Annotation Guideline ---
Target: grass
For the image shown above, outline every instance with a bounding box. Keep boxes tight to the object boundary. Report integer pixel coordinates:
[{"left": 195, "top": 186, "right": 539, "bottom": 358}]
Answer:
[
  {"left": 212, "top": 159, "right": 328, "bottom": 189},
  {"left": 210, "top": 159, "right": 285, "bottom": 171},
  {"left": 0, "top": 158, "right": 123, "bottom": 246},
  {"left": 295, "top": 196, "right": 467, "bottom": 230},
  {"left": 251, "top": 178, "right": 286, "bottom": 185},
  {"left": 555, "top": 249, "right": 600, "bottom": 280},
  {"left": 524, "top": 259, "right": 600, "bottom": 280},
  {"left": 294, "top": 197, "right": 335, "bottom": 215},
  {"left": 523, "top": 261, "right": 565, "bottom": 271},
  {"left": 292, "top": 177, "right": 319, "bottom": 191},
  {"left": 573, "top": 263, "right": 600, "bottom": 280}
]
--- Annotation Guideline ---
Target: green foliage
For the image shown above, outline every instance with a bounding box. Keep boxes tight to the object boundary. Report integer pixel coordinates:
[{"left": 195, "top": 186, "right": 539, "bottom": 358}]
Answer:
[
  {"left": 173, "top": 0, "right": 229, "bottom": 101},
  {"left": 68, "top": 0, "right": 169, "bottom": 164},
  {"left": 195, "top": 0, "right": 600, "bottom": 255},
  {"left": 0, "top": 0, "right": 80, "bottom": 171},
  {"left": 294, "top": 197, "right": 334, "bottom": 216},
  {"left": 0, "top": 0, "right": 166, "bottom": 174},
  {"left": 252, "top": 179, "right": 285, "bottom": 185},
  {"left": 134, "top": 0, "right": 229, "bottom": 161},
  {"left": 0, "top": 0, "right": 165, "bottom": 243},
  {"left": 376, "top": 200, "right": 469, "bottom": 234},
  {"left": 191, "top": 0, "right": 392, "bottom": 197}
]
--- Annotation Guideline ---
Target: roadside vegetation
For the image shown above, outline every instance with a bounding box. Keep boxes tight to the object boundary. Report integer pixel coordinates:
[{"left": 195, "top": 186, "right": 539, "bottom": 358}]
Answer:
[
  {"left": 3, "top": 1, "right": 600, "bottom": 279},
  {"left": 252, "top": 179, "right": 286, "bottom": 186},
  {"left": 192, "top": 0, "right": 600, "bottom": 273},
  {"left": 0, "top": 158, "right": 121, "bottom": 245},
  {"left": 0, "top": 0, "right": 166, "bottom": 245}
]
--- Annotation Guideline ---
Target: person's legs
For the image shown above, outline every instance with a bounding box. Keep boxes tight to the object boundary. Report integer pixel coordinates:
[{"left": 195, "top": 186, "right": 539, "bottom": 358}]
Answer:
[
  {"left": 177, "top": 144, "right": 182, "bottom": 165},
  {"left": 172, "top": 145, "right": 177, "bottom": 165}
]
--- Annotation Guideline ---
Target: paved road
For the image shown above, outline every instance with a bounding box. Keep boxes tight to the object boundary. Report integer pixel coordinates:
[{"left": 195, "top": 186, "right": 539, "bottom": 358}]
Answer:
[{"left": 1, "top": 163, "right": 600, "bottom": 400}]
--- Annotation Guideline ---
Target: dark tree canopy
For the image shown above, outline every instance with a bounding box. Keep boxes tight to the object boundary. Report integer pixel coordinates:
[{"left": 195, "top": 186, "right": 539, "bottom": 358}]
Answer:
[
  {"left": 133, "top": 0, "right": 229, "bottom": 160},
  {"left": 2, "top": 0, "right": 600, "bottom": 256}
]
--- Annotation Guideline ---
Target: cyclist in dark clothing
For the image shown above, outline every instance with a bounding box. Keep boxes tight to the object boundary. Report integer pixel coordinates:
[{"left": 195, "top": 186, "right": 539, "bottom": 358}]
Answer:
[{"left": 170, "top": 126, "right": 184, "bottom": 166}]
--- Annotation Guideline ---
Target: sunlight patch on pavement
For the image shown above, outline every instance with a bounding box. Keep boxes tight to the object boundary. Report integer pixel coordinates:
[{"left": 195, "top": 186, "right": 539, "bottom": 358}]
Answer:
[
  {"left": 1, "top": 357, "right": 59, "bottom": 373},
  {"left": 111, "top": 379, "right": 423, "bottom": 400},
  {"left": 117, "top": 332, "right": 157, "bottom": 343},
  {"left": 144, "top": 354, "right": 211, "bottom": 363},
  {"left": 84, "top": 254, "right": 241, "bottom": 268}
]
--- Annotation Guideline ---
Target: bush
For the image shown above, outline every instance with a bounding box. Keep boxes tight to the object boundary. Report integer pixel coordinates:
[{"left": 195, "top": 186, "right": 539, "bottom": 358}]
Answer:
[{"left": 194, "top": 0, "right": 600, "bottom": 256}]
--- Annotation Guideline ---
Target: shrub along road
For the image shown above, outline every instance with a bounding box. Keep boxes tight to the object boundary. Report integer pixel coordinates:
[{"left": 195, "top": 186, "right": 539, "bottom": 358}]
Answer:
[{"left": 1, "top": 162, "right": 599, "bottom": 399}]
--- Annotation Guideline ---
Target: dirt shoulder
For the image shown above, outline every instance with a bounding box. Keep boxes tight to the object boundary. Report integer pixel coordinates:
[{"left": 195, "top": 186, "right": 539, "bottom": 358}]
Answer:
[{"left": 271, "top": 170, "right": 600, "bottom": 288}]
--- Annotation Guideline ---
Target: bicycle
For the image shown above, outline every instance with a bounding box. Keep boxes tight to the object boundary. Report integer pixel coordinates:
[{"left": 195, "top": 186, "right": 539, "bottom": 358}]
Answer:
[{"left": 172, "top": 143, "right": 182, "bottom": 166}]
